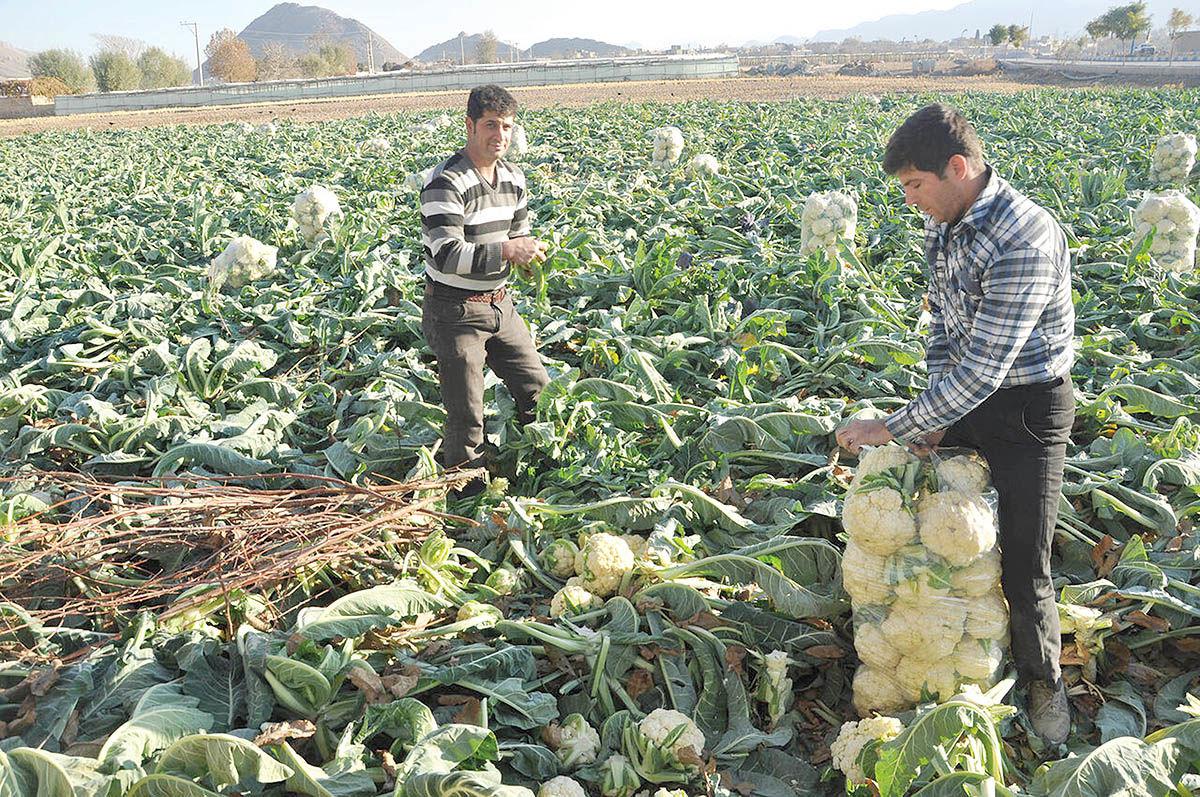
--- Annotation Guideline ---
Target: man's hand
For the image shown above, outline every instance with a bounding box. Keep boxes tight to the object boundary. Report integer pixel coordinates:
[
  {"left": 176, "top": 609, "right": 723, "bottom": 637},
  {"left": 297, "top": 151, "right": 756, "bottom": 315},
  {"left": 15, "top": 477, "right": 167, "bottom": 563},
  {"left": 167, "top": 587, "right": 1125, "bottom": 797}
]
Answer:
[
  {"left": 835, "top": 419, "right": 893, "bottom": 455},
  {"left": 908, "top": 429, "right": 946, "bottom": 457},
  {"left": 502, "top": 236, "right": 549, "bottom": 267}
]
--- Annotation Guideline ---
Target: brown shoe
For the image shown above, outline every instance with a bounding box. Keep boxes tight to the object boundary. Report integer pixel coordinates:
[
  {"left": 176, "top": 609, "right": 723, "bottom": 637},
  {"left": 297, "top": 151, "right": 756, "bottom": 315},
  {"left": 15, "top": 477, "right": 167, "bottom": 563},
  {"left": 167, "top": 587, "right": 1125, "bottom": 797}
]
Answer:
[{"left": 1028, "top": 679, "right": 1071, "bottom": 745}]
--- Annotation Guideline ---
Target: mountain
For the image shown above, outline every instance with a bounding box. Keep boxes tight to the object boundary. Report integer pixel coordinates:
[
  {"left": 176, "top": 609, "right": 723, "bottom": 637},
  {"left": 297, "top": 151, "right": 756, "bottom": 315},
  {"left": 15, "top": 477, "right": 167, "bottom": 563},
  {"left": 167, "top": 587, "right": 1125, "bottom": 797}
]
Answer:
[
  {"left": 415, "top": 33, "right": 629, "bottom": 64},
  {"left": 236, "top": 2, "right": 405, "bottom": 64},
  {"left": 0, "top": 41, "right": 31, "bottom": 80},
  {"left": 811, "top": 0, "right": 1200, "bottom": 42},
  {"left": 774, "top": 35, "right": 807, "bottom": 45}
]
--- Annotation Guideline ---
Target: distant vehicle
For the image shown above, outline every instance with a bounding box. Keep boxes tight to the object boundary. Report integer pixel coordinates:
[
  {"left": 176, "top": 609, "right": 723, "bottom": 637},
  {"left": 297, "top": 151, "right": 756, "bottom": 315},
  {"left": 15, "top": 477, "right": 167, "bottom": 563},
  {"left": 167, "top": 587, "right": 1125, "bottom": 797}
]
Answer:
[{"left": 1131, "top": 43, "right": 1156, "bottom": 56}]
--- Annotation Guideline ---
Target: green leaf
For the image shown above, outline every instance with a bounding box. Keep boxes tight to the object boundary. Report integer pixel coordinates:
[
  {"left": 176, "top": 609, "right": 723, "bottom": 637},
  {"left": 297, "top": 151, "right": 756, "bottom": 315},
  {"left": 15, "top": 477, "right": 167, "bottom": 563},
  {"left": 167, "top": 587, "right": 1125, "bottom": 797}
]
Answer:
[
  {"left": 270, "top": 741, "right": 377, "bottom": 797},
  {"left": 455, "top": 678, "right": 558, "bottom": 731},
  {"left": 127, "top": 773, "right": 223, "bottom": 797},
  {"left": 874, "top": 700, "right": 1004, "bottom": 797},
  {"left": 297, "top": 582, "right": 446, "bottom": 641},
  {"left": 155, "top": 733, "right": 292, "bottom": 791},
  {"left": 98, "top": 689, "right": 214, "bottom": 773},
  {"left": 1029, "top": 736, "right": 1178, "bottom": 797},
  {"left": 175, "top": 638, "right": 245, "bottom": 732},
  {"left": 399, "top": 769, "right": 534, "bottom": 797}
]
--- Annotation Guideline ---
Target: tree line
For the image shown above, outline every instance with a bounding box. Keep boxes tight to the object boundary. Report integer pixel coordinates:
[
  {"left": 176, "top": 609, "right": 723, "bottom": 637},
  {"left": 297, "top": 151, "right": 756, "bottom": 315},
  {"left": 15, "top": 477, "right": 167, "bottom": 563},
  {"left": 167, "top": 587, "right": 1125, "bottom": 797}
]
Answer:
[{"left": 987, "top": 3, "right": 1195, "bottom": 54}]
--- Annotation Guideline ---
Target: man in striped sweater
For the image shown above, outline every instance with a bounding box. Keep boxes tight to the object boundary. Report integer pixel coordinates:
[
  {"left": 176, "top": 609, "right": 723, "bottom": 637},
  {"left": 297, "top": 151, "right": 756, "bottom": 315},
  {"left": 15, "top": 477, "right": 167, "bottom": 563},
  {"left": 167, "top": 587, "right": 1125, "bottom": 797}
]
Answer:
[{"left": 420, "top": 85, "right": 550, "bottom": 497}]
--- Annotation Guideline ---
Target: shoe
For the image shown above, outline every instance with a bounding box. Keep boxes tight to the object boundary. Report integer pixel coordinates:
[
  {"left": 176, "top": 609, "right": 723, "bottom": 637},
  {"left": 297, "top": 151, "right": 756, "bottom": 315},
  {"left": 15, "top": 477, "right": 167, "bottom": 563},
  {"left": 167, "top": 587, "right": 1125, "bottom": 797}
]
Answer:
[
  {"left": 1027, "top": 678, "right": 1071, "bottom": 745},
  {"left": 450, "top": 476, "right": 486, "bottom": 502}
]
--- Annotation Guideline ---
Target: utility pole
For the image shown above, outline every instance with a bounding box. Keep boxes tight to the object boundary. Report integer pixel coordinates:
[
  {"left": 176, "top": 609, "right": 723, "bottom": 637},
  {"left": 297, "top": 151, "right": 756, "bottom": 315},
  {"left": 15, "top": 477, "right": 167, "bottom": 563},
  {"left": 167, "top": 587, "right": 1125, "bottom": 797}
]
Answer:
[
  {"left": 181, "top": 21, "right": 202, "bottom": 86},
  {"left": 460, "top": 32, "right": 465, "bottom": 65},
  {"left": 367, "top": 30, "right": 375, "bottom": 72}
]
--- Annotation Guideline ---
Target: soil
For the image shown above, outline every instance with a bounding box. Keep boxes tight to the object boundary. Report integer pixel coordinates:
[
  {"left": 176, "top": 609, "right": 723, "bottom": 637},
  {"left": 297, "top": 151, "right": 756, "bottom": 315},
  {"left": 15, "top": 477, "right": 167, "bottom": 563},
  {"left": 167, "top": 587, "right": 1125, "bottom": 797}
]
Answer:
[{"left": 0, "top": 74, "right": 1059, "bottom": 138}]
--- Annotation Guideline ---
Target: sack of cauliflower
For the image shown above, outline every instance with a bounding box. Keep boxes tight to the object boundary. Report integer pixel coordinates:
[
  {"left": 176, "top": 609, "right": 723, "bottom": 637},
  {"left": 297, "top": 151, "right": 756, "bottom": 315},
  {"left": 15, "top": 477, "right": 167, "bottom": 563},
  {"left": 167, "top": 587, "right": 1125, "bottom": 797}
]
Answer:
[{"left": 841, "top": 444, "right": 1009, "bottom": 717}]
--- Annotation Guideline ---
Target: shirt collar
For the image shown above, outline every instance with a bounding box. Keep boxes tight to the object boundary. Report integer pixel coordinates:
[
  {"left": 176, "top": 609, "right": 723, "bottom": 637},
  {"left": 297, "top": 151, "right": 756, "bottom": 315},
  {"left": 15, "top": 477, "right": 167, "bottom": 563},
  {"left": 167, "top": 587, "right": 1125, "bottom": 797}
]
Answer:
[{"left": 952, "top": 165, "right": 999, "bottom": 234}]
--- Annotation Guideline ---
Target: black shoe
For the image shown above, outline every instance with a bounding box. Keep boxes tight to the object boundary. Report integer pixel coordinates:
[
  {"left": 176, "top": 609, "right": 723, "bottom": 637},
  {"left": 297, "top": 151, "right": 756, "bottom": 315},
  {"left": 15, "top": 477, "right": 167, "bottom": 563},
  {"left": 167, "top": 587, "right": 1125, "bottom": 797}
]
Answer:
[
  {"left": 1027, "top": 678, "right": 1071, "bottom": 745},
  {"left": 450, "top": 477, "right": 486, "bottom": 501}
]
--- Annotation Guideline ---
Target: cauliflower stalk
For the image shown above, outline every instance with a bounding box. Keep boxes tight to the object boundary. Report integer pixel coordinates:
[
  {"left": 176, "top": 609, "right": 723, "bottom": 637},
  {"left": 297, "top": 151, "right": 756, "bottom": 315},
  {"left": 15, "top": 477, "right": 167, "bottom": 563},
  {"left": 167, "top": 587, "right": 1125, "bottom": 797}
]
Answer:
[
  {"left": 1150, "top": 133, "right": 1197, "bottom": 184},
  {"left": 207, "top": 235, "right": 278, "bottom": 291},
  {"left": 574, "top": 533, "right": 635, "bottom": 597},
  {"left": 539, "top": 776, "right": 586, "bottom": 797},
  {"left": 800, "top": 190, "right": 857, "bottom": 259},
  {"left": 600, "top": 754, "right": 641, "bottom": 797},
  {"left": 549, "top": 713, "right": 600, "bottom": 769},
  {"left": 291, "top": 185, "right": 341, "bottom": 243},
  {"left": 1134, "top": 190, "right": 1200, "bottom": 273},
  {"left": 830, "top": 716, "right": 904, "bottom": 784},
  {"left": 755, "top": 650, "right": 793, "bottom": 728}
]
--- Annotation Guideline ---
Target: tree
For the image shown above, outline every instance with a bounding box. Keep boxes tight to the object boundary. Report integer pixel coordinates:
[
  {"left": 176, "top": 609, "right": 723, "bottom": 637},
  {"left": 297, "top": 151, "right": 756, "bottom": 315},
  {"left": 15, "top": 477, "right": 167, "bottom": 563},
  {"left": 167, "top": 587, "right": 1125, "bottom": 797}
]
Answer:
[
  {"left": 29, "top": 49, "right": 95, "bottom": 93},
  {"left": 1169, "top": 8, "right": 1194, "bottom": 36},
  {"left": 255, "top": 42, "right": 297, "bottom": 81},
  {"left": 987, "top": 24, "right": 1010, "bottom": 46},
  {"left": 475, "top": 30, "right": 499, "bottom": 64},
  {"left": 137, "top": 47, "right": 190, "bottom": 89},
  {"left": 1086, "top": 2, "right": 1153, "bottom": 52},
  {"left": 1007, "top": 25, "right": 1030, "bottom": 48},
  {"left": 205, "top": 29, "right": 257, "bottom": 83},
  {"left": 297, "top": 42, "right": 356, "bottom": 78},
  {"left": 90, "top": 49, "right": 140, "bottom": 92},
  {"left": 91, "top": 34, "right": 149, "bottom": 60}
]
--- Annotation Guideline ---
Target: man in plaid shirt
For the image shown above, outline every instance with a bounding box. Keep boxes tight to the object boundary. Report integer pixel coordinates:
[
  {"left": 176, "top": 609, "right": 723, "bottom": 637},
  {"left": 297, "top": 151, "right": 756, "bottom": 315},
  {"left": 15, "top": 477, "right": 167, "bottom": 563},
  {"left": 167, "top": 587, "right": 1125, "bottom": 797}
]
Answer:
[{"left": 837, "top": 104, "right": 1075, "bottom": 744}]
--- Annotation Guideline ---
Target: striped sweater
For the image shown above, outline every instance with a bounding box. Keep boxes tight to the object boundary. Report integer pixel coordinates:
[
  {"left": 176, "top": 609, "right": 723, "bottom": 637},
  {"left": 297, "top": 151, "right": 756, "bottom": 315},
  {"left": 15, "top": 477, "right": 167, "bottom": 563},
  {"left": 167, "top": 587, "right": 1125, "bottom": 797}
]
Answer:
[{"left": 419, "top": 149, "right": 530, "bottom": 291}]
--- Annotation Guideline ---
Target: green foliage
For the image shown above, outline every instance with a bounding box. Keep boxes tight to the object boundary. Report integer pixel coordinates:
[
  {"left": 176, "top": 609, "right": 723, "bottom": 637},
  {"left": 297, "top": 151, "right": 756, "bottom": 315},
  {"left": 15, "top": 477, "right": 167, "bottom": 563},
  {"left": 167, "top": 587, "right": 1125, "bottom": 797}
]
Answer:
[
  {"left": 90, "top": 49, "right": 140, "bottom": 92},
  {"left": 137, "top": 47, "right": 191, "bottom": 89},
  {"left": 27, "top": 48, "right": 94, "bottom": 93}
]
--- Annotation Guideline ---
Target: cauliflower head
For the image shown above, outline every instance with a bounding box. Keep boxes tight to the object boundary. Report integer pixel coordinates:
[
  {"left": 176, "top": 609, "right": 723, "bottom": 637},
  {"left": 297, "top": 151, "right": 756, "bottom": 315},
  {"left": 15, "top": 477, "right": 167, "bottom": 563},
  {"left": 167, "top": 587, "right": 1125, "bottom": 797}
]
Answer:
[
  {"left": 540, "top": 776, "right": 587, "bottom": 797},
  {"left": 964, "top": 591, "right": 1009, "bottom": 641},
  {"left": 852, "top": 666, "right": 909, "bottom": 716},
  {"left": 555, "top": 713, "right": 601, "bottom": 769},
  {"left": 292, "top": 185, "right": 341, "bottom": 243},
  {"left": 456, "top": 600, "right": 502, "bottom": 627},
  {"left": 917, "top": 491, "right": 996, "bottom": 567},
  {"left": 638, "top": 708, "right": 705, "bottom": 759},
  {"left": 689, "top": 153, "right": 720, "bottom": 176},
  {"left": 853, "top": 621, "right": 901, "bottom": 673},
  {"left": 207, "top": 235, "right": 278, "bottom": 291},
  {"left": 880, "top": 596, "right": 966, "bottom": 660},
  {"left": 853, "top": 444, "right": 917, "bottom": 483},
  {"left": 935, "top": 454, "right": 990, "bottom": 494},
  {"left": 620, "top": 534, "right": 649, "bottom": 560},
  {"left": 887, "top": 544, "right": 953, "bottom": 602},
  {"left": 953, "top": 637, "right": 1005, "bottom": 681},
  {"left": 574, "top": 533, "right": 635, "bottom": 597},
  {"left": 949, "top": 550, "right": 1002, "bottom": 597},
  {"left": 843, "top": 487, "right": 917, "bottom": 557},
  {"left": 362, "top": 137, "right": 392, "bottom": 154},
  {"left": 542, "top": 538, "right": 580, "bottom": 579},
  {"left": 842, "top": 540, "right": 894, "bottom": 606},
  {"left": 550, "top": 579, "right": 603, "bottom": 618},
  {"left": 830, "top": 716, "right": 904, "bottom": 783},
  {"left": 896, "top": 655, "right": 959, "bottom": 702}
]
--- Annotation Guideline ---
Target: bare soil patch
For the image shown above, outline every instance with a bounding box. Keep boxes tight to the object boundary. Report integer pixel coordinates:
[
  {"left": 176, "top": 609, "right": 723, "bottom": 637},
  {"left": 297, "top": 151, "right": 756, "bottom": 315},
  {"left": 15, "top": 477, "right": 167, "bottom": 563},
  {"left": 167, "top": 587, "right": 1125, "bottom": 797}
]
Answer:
[{"left": 0, "top": 74, "right": 1064, "bottom": 138}]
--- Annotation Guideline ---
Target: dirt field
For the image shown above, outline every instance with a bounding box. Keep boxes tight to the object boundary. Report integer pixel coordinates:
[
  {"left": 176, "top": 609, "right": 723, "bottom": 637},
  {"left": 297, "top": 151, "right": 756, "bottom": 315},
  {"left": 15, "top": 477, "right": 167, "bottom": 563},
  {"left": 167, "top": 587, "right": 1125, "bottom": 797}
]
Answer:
[{"left": 0, "top": 74, "right": 1060, "bottom": 138}]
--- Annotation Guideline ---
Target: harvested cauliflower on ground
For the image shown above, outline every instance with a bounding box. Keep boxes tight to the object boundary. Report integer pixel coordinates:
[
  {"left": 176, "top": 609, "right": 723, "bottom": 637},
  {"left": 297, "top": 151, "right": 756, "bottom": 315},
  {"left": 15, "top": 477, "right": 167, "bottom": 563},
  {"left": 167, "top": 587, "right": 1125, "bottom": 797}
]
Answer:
[
  {"left": 574, "top": 532, "right": 635, "bottom": 597},
  {"left": 830, "top": 715, "right": 904, "bottom": 784}
]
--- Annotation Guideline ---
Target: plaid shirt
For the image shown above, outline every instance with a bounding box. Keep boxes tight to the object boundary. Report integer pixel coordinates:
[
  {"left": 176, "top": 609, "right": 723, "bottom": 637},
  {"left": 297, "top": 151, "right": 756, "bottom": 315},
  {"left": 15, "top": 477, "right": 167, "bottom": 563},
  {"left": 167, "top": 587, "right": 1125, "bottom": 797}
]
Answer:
[{"left": 886, "top": 168, "right": 1075, "bottom": 441}]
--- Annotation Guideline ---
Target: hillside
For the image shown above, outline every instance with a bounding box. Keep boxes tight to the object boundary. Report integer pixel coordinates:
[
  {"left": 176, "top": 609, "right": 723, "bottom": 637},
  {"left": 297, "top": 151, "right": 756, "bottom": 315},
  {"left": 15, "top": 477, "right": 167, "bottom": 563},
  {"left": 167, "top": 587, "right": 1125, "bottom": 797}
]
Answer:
[
  {"left": 527, "top": 38, "right": 631, "bottom": 59},
  {"left": 415, "top": 34, "right": 521, "bottom": 64},
  {"left": 0, "top": 41, "right": 31, "bottom": 80},
  {"left": 415, "top": 34, "right": 629, "bottom": 64},
  {"left": 811, "top": 0, "right": 1200, "bottom": 42}
]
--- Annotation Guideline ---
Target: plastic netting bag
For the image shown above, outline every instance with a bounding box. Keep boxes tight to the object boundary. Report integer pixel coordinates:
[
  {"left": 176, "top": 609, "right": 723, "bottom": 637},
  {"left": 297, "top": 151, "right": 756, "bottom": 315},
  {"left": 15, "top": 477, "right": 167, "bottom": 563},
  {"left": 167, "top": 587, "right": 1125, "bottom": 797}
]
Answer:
[
  {"left": 800, "top": 190, "right": 857, "bottom": 260},
  {"left": 1150, "top": 133, "right": 1197, "bottom": 185},
  {"left": 841, "top": 444, "right": 1010, "bottom": 717},
  {"left": 1134, "top": 190, "right": 1200, "bottom": 273}
]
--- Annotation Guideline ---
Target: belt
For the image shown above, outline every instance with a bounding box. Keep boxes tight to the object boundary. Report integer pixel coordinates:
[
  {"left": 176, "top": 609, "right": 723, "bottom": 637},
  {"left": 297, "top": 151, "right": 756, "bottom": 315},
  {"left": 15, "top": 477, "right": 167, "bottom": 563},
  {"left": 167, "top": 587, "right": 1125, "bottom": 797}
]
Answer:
[
  {"left": 425, "top": 278, "right": 507, "bottom": 304},
  {"left": 464, "top": 287, "right": 506, "bottom": 303}
]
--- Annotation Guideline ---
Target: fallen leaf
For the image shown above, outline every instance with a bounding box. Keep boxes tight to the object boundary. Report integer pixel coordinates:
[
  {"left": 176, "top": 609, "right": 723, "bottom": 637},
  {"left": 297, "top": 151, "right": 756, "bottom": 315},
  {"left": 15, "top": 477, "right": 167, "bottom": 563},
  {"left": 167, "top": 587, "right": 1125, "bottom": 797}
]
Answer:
[
  {"left": 348, "top": 662, "right": 387, "bottom": 704},
  {"left": 1125, "top": 611, "right": 1171, "bottom": 633},
  {"left": 725, "top": 645, "right": 747, "bottom": 674},
  {"left": 805, "top": 645, "right": 845, "bottom": 660},
  {"left": 625, "top": 669, "right": 654, "bottom": 701},
  {"left": 254, "top": 719, "right": 317, "bottom": 747}
]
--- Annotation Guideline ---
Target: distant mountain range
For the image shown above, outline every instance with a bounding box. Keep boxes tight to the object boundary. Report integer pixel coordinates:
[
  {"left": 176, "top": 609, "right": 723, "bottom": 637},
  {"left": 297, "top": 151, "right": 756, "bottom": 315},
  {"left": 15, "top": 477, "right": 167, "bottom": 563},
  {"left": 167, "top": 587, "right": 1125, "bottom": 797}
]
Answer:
[
  {"left": 0, "top": 41, "right": 31, "bottom": 80},
  {"left": 415, "top": 34, "right": 630, "bottom": 64},
  {"left": 811, "top": 0, "right": 1200, "bottom": 42},
  {"left": 237, "top": 3, "right": 405, "bottom": 64}
]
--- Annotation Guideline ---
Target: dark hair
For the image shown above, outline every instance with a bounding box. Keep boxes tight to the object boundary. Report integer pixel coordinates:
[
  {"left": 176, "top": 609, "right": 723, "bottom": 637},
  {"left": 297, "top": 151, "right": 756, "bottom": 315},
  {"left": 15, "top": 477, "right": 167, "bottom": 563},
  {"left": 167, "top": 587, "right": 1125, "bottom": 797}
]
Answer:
[
  {"left": 467, "top": 84, "right": 517, "bottom": 120},
  {"left": 882, "top": 103, "right": 984, "bottom": 176}
]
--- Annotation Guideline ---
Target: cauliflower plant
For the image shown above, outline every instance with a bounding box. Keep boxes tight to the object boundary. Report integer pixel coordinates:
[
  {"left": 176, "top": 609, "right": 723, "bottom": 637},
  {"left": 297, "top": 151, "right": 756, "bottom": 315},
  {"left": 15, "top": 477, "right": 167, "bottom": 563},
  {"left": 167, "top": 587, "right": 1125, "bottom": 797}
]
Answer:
[
  {"left": 964, "top": 591, "right": 1009, "bottom": 641},
  {"left": 507, "top": 123, "right": 528, "bottom": 158},
  {"left": 291, "top": 185, "right": 341, "bottom": 243},
  {"left": 830, "top": 715, "right": 904, "bottom": 784},
  {"left": 1134, "top": 190, "right": 1200, "bottom": 273},
  {"left": 852, "top": 666, "right": 909, "bottom": 716},
  {"left": 638, "top": 709, "right": 705, "bottom": 760},
  {"left": 207, "top": 235, "right": 278, "bottom": 291},
  {"left": 917, "top": 491, "right": 996, "bottom": 567},
  {"left": 574, "top": 533, "right": 635, "bottom": 596},
  {"left": 935, "top": 454, "right": 990, "bottom": 495},
  {"left": 405, "top": 165, "right": 437, "bottom": 193},
  {"left": 880, "top": 596, "right": 966, "bottom": 660},
  {"left": 842, "top": 540, "right": 894, "bottom": 606},
  {"left": 1150, "top": 133, "right": 1197, "bottom": 184},
  {"left": 484, "top": 566, "right": 522, "bottom": 596},
  {"left": 650, "top": 126, "right": 684, "bottom": 167},
  {"left": 949, "top": 550, "right": 1002, "bottom": 597},
  {"left": 542, "top": 539, "right": 580, "bottom": 579},
  {"left": 854, "top": 621, "right": 901, "bottom": 672},
  {"left": 362, "top": 136, "right": 392, "bottom": 154},
  {"left": 600, "top": 754, "right": 640, "bottom": 797},
  {"left": 800, "top": 190, "right": 857, "bottom": 259},
  {"left": 689, "top": 153, "right": 720, "bottom": 176},
  {"left": 551, "top": 579, "right": 603, "bottom": 618},
  {"left": 540, "top": 776, "right": 587, "bottom": 797},
  {"left": 456, "top": 600, "right": 502, "bottom": 628},
  {"left": 756, "top": 650, "right": 792, "bottom": 728},
  {"left": 555, "top": 713, "right": 601, "bottom": 769}
]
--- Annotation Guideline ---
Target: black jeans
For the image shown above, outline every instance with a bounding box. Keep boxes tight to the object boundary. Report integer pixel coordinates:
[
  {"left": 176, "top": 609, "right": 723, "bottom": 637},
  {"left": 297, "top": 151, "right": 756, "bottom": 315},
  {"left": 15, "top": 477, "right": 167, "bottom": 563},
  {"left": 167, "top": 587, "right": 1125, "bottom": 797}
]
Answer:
[
  {"left": 421, "top": 281, "right": 549, "bottom": 470},
  {"left": 940, "top": 376, "right": 1075, "bottom": 684}
]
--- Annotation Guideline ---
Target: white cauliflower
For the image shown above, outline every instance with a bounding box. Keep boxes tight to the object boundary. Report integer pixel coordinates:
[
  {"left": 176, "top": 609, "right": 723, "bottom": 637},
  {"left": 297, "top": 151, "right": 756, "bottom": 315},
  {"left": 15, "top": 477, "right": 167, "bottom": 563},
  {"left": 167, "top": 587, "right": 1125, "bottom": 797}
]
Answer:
[
  {"left": 540, "top": 776, "right": 587, "bottom": 797},
  {"left": 917, "top": 491, "right": 996, "bottom": 567},
  {"left": 842, "top": 487, "right": 917, "bottom": 557},
  {"left": 362, "top": 136, "right": 392, "bottom": 154},
  {"left": 1134, "top": 190, "right": 1200, "bottom": 273},
  {"left": 650, "top": 126, "right": 684, "bottom": 167},
  {"left": 800, "top": 190, "right": 857, "bottom": 259},
  {"left": 949, "top": 550, "right": 1002, "bottom": 597},
  {"left": 207, "top": 235, "right": 278, "bottom": 291},
  {"left": 964, "top": 591, "right": 1009, "bottom": 641},
  {"left": 842, "top": 540, "right": 894, "bottom": 606},
  {"left": 555, "top": 713, "right": 601, "bottom": 769},
  {"left": 689, "top": 153, "right": 720, "bottom": 176},
  {"left": 1150, "top": 133, "right": 1197, "bottom": 184},
  {"left": 455, "top": 600, "right": 502, "bottom": 627},
  {"left": 550, "top": 579, "right": 603, "bottom": 618},
  {"left": 236, "top": 120, "right": 255, "bottom": 134},
  {"left": 574, "top": 533, "right": 635, "bottom": 597},
  {"left": 256, "top": 121, "right": 277, "bottom": 135},
  {"left": 507, "top": 123, "right": 528, "bottom": 158},
  {"left": 652, "top": 790, "right": 688, "bottom": 797},
  {"left": 852, "top": 666, "right": 909, "bottom": 716},
  {"left": 854, "top": 621, "right": 901, "bottom": 672},
  {"left": 620, "top": 534, "right": 649, "bottom": 561},
  {"left": 896, "top": 655, "right": 959, "bottom": 702},
  {"left": 542, "top": 539, "right": 580, "bottom": 579},
  {"left": 888, "top": 544, "right": 953, "bottom": 602},
  {"left": 935, "top": 454, "right": 990, "bottom": 495},
  {"left": 880, "top": 596, "right": 965, "bottom": 660},
  {"left": 853, "top": 445, "right": 918, "bottom": 482},
  {"left": 291, "top": 185, "right": 341, "bottom": 243},
  {"left": 638, "top": 708, "right": 705, "bottom": 759},
  {"left": 953, "top": 637, "right": 1005, "bottom": 681},
  {"left": 830, "top": 716, "right": 904, "bottom": 784}
]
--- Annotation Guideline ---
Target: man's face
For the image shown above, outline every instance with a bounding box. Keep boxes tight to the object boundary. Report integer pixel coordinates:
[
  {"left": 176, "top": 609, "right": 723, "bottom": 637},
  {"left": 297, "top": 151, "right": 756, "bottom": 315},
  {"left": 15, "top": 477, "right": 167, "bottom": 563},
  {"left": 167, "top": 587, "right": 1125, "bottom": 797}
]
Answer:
[
  {"left": 466, "top": 110, "right": 514, "bottom": 162},
  {"left": 894, "top": 165, "right": 960, "bottom": 224}
]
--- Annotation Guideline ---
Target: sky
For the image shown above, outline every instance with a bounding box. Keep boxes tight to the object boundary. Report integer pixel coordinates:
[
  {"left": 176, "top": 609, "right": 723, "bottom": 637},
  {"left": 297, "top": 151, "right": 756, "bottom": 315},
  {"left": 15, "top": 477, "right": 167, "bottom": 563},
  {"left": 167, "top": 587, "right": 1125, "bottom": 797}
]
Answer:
[{"left": 0, "top": 0, "right": 966, "bottom": 58}]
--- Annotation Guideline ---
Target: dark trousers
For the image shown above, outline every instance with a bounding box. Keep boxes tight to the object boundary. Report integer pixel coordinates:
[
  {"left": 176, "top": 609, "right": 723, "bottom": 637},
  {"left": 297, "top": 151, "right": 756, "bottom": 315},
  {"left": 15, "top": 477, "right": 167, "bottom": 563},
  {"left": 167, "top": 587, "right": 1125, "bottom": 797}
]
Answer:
[
  {"left": 940, "top": 376, "right": 1075, "bottom": 684},
  {"left": 421, "top": 282, "right": 550, "bottom": 470}
]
